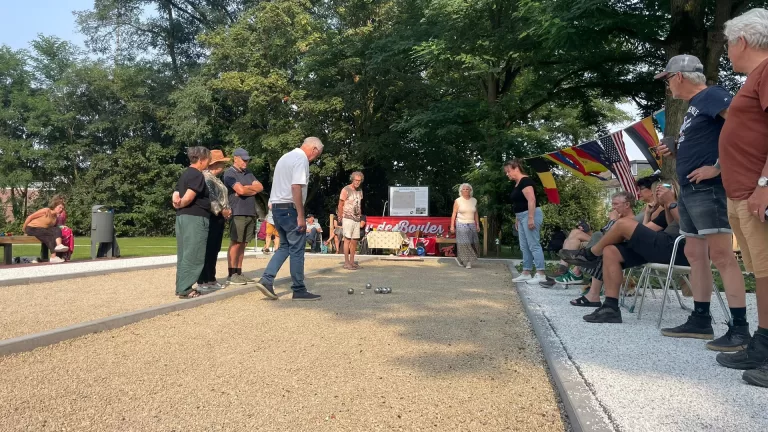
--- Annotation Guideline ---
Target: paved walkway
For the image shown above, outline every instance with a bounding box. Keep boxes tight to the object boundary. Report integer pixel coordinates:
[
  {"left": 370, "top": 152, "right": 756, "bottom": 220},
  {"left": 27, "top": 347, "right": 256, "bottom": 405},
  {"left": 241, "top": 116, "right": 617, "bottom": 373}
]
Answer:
[{"left": 517, "top": 282, "right": 765, "bottom": 432}]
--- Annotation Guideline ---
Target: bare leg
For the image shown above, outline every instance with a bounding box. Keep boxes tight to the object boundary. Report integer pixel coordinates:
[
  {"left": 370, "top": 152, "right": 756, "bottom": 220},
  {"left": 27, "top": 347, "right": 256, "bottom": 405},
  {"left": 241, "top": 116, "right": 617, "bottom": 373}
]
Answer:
[
  {"left": 590, "top": 219, "right": 637, "bottom": 256},
  {"left": 343, "top": 237, "right": 352, "bottom": 267},
  {"left": 236, "top": 242, "right": 246, "bottom": 269},
  {"left": 264, "top": 235, "right": 272, "bottom": 251},
  {"left": 584, "top": 277, "right": 603, "bottom": 303},
  {"left": 708, "top": 233, "right": 746, "bottom": 308},
  {"left": 228, "top": 242, "right": 245, "bottom": 268},
  {"left": 349, "top": 239, "right": 359, "bottom": 267},
  {"left": 602, "top": 245, "right": 625, "bottom": 298},
  {"left": 757, "top": 277, "right": 768, "bottom": 329},
  {"left": 684, "top": 237, "right": 713, "bottom": 303}
]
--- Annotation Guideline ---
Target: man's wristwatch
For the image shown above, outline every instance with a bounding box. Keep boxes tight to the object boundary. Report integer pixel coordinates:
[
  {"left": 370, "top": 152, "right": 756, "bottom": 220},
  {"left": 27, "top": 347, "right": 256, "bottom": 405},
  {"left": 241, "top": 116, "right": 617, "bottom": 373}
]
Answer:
[
  {"left": 668, "top": 202, "right": 678, "bottom": 210},
  {"left": 758, "top": 176, "right": 768, "bottom": 187}
]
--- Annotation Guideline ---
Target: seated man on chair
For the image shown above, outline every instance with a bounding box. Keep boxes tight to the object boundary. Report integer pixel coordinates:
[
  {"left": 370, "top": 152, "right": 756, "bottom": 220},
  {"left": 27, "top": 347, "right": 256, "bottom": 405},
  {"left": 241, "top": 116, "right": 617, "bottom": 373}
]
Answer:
[
  {"left": 305, "top": 214, "right": 322, "bottom": 252},
  {"left": 562, "top": 183, "right": 689, "bottom": 323}
]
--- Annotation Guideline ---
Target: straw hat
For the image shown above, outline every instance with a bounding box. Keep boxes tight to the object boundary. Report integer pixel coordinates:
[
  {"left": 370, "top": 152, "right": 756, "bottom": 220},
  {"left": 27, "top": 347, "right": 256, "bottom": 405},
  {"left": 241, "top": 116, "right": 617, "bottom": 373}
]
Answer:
[{"left": 209, "top": 149, "right": 231, "bottom": 165}]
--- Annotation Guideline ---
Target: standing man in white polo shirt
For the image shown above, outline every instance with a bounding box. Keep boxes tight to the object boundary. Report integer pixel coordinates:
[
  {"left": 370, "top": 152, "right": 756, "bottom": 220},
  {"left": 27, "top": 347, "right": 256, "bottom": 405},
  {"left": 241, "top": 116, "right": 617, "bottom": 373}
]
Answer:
[{"left": 254, "top": 137, "right": 324, "bottom": 301}]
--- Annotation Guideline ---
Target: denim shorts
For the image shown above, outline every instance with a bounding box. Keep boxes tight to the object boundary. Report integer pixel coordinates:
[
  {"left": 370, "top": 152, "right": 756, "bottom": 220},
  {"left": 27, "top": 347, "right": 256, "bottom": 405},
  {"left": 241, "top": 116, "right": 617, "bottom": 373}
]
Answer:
[{"left": 678, "top": 182, "right": 731, "bottom": 238}]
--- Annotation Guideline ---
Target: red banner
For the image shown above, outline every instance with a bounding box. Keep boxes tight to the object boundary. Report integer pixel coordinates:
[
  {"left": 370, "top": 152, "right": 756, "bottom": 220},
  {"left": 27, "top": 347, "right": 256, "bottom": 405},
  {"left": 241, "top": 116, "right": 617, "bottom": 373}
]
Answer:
[{"left": 366, "top": 216, "right": 452, "bottom": 236}]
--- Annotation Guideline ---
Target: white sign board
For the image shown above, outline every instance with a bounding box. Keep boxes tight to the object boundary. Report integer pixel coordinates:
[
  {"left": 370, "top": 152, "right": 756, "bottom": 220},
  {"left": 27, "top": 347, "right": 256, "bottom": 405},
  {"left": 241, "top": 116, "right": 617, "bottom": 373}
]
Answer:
[{"left": 389, "top": 186, "right": 429, "bottom": 216}]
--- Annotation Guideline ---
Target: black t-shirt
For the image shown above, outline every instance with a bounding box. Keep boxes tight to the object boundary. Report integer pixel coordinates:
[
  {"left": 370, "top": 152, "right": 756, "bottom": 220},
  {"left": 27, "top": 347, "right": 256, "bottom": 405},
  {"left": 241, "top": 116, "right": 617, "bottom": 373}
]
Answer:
[
  {"left": 650, "top": 210, "right": 680, "bottom": 237},
  {"left": 676, "top": 85, "right": 732, "bottom": 186},
  {"left": 176, "top": 167, "right": 211, "bottom": 217},
  {"left": 510, "top": 176, "right": 539, "bottom": 214}
]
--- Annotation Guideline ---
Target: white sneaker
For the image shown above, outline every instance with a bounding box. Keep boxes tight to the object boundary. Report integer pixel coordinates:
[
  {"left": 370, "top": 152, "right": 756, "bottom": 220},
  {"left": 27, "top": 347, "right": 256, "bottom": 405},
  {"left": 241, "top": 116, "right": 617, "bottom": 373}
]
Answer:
[
  {"left": 49, "top": 256, "right": 65, "bottom": 263},
  {"left": 512, "top": 273, "right": 532, "bottom": 283},
  {"left": 454, "top": 257, "right": 463, "bottom": 267},
  {"left": 526, "top": 273, "right": 548, "bottom": 285},
  {"left": 465, "top": 262, "right": 472, "bottom": 269},
  {"left": 54, "top": 244, "right": 69, "bottom": 253}
]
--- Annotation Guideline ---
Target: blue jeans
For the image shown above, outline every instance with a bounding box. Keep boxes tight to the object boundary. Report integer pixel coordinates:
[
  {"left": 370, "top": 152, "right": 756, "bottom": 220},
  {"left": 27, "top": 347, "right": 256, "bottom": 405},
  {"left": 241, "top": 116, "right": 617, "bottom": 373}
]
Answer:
[
  {"left": 306, "top": 228, "right": 319, "bottom": 249},
  {"left": 260, "top": 207, "right": 306, "bottom": 292},
  {"left": 516, "top": 208, "right": 545, "bottom": 272}
]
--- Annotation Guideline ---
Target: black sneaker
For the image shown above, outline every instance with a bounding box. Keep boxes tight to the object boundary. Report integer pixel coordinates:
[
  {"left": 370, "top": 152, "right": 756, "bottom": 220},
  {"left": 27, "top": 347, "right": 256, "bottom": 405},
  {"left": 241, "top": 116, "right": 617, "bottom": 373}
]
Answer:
[
  {"left": 583, "top": 304, "right": 622, "bottom": 323},
  {"left": 254, "top": 280, "right": 278, "bottom": 300},
  {"left": 743, "top": 362, "right": 768, "bottom": 388},
  {"left": 559, "top": 248, "right": 599, "bottom": 268},
  {"left": 716, "top": 333, "right": 768, "bottom": 370},
  {"left": 539, "top": 277, "right": 557, "bottom": 288},
  {"left": 660, "top": 314, "right": 714, "bottom": 340},
  {"left": 706, "top": 324, "right": 751, "bottom": 352},
  {"left": 292, "top": 291, "right": 321, "bottom": 301}
]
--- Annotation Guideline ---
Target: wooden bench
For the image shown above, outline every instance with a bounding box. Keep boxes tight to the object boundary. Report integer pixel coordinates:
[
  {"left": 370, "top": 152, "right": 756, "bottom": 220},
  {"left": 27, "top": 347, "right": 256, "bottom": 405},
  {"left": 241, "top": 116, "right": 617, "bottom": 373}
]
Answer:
[{"left": 0, "top": 236, "right": 49, "bottom": 265}]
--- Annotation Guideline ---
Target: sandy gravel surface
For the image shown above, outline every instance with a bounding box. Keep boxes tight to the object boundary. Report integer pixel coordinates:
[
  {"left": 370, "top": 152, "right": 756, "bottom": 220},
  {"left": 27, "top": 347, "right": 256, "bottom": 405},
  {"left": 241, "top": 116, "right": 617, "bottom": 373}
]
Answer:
[
  {"left": 517, "top": 283, "right": 765, "bottom": 432},
  {"left": 0, "top": 256, "right": 345, "bottom": 340},
  {"left": 0, "top": 260, "right": 563, "bottom": 432}
]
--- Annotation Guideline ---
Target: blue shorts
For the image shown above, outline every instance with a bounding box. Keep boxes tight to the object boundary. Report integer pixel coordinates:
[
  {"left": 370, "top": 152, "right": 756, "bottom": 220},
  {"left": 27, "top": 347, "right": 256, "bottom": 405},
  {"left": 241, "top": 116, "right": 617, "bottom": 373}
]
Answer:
[{"left": 677, "top": 182, "right": 731, "bottom": 238}]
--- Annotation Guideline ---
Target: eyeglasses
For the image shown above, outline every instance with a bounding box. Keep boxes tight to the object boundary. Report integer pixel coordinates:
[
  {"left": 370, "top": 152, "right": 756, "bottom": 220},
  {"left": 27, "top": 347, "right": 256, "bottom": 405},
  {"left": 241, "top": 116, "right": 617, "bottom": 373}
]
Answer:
[{"left": 664, "top": 73, "right": 678, "bottom": 87}]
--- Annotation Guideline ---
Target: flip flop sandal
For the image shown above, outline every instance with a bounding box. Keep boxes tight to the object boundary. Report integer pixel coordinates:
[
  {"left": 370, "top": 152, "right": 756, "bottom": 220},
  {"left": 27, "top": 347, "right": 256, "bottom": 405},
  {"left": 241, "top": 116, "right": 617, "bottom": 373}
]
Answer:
[
  {"left": 178, "top": 289, "right": 203, "bottom": 299},
  {"left": 570, "top": 296, "right": 602, "bottom": 307}
]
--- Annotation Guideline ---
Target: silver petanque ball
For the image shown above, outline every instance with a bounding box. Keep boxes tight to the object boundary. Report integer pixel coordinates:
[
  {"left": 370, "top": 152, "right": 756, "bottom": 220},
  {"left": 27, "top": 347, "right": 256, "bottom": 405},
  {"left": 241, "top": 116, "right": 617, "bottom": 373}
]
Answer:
[
  {"left": 348, "top": 288, "right": 354, "bottom": 295},
  {"left": 365, "top": 283, "right": 372, "bottom": 289},
  {"left": 374, "top": 287, "right": 381, "bottom": 294}
]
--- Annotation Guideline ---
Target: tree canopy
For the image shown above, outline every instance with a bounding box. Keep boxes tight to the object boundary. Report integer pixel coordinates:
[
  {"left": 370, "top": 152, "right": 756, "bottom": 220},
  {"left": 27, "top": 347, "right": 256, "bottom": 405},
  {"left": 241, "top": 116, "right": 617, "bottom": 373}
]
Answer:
[{"left": 2, "top": 0, "right": 763, "bottom": 237}]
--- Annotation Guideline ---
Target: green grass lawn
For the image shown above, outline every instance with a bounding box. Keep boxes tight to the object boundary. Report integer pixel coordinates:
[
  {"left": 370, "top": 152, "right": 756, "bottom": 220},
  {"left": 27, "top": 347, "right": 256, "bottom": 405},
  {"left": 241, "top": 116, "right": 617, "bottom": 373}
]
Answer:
[{"left": 9, "top": 237, "right": 267, "bottom": 261}]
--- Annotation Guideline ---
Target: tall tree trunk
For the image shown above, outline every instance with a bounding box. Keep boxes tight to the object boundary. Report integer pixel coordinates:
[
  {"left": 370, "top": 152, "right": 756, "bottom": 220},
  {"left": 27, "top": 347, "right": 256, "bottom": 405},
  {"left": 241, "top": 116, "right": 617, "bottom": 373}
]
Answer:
[{"left": 163, "top": 1, "right": 179, "bottom": 76}]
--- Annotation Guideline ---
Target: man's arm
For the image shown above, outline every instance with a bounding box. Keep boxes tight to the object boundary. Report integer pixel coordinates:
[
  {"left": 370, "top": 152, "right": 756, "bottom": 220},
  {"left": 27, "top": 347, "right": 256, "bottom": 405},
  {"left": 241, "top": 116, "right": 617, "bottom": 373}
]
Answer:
[
  {"left": 292, "top": 184, "right": 306, "bottom": 231},
  {"left": 231, "top": 182, "right": 263, "bottom": 197}
]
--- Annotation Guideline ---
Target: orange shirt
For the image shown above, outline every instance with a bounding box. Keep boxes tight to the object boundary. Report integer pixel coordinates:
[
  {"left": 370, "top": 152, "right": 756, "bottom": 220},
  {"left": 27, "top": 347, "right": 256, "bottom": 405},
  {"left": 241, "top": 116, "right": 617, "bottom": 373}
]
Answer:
[
  {"left": 719, "top": 57, "right": 768, "bottom": 200},
  {"left": 27, "top": 208, "right": 57, "bottom": 229}
]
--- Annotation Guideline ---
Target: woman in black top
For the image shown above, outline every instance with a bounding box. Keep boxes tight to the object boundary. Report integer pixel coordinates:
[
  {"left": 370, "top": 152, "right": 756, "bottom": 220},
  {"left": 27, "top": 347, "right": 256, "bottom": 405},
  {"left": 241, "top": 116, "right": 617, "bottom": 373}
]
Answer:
[
  {"left": 504, "top": 159, "right": 546, "bottom": 284},
  {"left": 172, "top": 146, "right": 212, "bottom": 298}
]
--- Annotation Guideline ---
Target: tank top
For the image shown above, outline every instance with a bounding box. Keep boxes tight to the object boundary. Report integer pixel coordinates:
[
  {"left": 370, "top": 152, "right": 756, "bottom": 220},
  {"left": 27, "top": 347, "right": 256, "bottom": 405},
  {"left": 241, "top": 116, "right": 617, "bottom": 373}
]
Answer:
[{"left": 456, "top": 197, "right": 477, "bottom": 223}]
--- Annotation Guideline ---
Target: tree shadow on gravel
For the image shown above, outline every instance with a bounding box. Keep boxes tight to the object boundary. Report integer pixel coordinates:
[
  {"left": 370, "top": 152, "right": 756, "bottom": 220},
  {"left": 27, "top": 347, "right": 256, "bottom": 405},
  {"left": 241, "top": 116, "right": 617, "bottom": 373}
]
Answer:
[{"left": 269, "top": 259, "right": 546, "bottom": 377}]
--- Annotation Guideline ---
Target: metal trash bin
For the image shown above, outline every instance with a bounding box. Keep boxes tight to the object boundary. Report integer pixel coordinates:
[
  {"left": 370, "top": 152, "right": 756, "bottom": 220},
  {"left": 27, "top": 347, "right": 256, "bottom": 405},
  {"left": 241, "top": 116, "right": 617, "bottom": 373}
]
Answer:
[{"left": 91, "top": 205, "right": 115, "bottom": 259}]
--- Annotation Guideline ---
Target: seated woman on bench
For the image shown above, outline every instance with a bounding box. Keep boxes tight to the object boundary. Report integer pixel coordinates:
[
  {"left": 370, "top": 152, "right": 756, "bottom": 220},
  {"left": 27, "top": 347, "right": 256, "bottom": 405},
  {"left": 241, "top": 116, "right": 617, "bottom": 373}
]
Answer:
[{"left": 22, "top": 195, "right": 70, "bottom": 263}]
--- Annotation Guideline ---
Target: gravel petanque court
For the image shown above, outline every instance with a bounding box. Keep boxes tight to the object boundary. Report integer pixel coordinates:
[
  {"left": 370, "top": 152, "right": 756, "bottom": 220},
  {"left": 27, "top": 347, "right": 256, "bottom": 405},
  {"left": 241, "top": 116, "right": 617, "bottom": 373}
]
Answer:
[
  {"left": 0, "top": 260, "right": 564, "bottom": 431},
  {"left": 0, "top": 256, "right": 342, "bottom": 341}
]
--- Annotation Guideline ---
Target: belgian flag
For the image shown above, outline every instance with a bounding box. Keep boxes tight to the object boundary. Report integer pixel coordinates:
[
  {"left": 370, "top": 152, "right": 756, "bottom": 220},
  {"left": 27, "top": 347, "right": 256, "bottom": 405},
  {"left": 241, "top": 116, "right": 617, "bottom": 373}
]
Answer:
[{"left": 527, "top": 157, "right": 560, "bottom": 205}]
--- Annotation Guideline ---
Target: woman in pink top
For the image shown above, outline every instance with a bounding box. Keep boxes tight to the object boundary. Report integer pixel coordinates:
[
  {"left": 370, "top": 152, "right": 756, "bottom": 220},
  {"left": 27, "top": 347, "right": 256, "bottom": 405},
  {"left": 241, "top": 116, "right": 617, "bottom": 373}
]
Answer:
[{"left": 450, "top": 183, "right": 480, "bottom": 268}]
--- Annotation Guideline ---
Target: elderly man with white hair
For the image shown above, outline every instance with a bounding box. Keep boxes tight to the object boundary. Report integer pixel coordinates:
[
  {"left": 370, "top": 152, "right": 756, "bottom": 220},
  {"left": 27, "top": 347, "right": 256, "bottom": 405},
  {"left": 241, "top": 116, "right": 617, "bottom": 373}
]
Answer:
[
  {"left": 450, "top": 183, "right": 480, "bottom": 268},
  {"left": 254, "top": 137, "right": 324, "bottom": 301},
  {"left": 654, "top": 55, "right": 750, "bottom": 352},
  {"left": 715, "top": 7, "right": 768, "bottom": 388}
]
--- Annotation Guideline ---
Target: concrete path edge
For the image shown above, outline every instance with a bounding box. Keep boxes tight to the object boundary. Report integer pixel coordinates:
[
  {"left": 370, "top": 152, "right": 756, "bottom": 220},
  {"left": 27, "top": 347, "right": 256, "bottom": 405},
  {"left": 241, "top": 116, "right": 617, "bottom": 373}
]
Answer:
[
  {"left": 0, "top": 265, "right": 343, "bottom": 357},
  {"left": 506, "top": 262, "right": 614, "bottom": 432}
]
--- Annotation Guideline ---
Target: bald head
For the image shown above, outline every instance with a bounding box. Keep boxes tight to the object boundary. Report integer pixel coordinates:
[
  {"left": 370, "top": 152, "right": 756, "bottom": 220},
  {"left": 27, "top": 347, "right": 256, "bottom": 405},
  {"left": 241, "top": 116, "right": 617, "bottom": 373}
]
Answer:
[{"left": 301, "top": 137, "right": 324, "bottom": 161}]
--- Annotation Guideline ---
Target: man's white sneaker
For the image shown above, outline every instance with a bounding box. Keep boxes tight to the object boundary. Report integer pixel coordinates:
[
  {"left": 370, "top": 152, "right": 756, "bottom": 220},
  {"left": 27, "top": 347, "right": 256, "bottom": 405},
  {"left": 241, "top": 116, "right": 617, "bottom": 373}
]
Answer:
[
  {"left": 526, "top": 273, "right": 548, "bottom": 285},
  {"left": 49, "top": 256, "right": 65, "bottom": 263},
  {"left": 54, "top": 245, "right": 69, "bottom": 253},
  {"left": 512, "top": 273, "right": 532, "bottom": 283}
]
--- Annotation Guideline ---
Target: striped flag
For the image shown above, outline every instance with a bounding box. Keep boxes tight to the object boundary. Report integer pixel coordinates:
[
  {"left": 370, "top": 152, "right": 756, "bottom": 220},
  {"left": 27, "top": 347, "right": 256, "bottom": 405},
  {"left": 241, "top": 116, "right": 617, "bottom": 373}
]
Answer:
[{"left": 599, "top": 132, "right": 639, "bottom": 199}]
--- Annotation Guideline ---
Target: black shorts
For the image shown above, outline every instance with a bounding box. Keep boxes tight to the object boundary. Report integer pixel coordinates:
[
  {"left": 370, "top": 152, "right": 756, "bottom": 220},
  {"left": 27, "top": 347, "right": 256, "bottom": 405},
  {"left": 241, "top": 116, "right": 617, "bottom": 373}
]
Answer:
[{"left": 614, "top": 224, "right": 689, "bottom": 269}]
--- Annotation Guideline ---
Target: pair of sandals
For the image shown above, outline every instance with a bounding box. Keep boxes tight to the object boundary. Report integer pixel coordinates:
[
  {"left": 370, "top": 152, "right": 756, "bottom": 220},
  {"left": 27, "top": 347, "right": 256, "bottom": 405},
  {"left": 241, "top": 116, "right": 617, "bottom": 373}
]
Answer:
[
  {"left": 570, "top": 296, "right": 601, "bottom": 307},
  {"left": 344, "top": 263, "right": 361, "bottom": 270}
]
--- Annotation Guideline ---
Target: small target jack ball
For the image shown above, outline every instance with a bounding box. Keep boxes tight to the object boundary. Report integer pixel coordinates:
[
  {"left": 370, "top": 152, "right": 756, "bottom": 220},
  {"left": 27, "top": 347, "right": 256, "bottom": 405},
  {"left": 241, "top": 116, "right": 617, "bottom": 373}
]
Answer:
[{"left": 348, "top": 288, "right": 354, "bottom": 295}]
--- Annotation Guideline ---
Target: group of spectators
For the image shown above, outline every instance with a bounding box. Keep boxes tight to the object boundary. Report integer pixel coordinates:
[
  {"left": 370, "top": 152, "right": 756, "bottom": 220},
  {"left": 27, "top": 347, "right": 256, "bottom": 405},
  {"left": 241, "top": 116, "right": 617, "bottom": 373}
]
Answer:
[{"left": 513, "top": 8, "right": 768, "bottom": 389}]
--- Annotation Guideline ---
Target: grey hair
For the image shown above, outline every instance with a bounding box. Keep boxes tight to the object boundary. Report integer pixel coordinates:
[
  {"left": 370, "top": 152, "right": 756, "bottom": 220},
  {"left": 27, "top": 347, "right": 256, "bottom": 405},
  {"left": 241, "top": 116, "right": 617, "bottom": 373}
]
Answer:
[
  {"left": 612, "top": 190, "right": 636, "bottom": 207},
  {"left": 725, "top": 8, "right": 768, "bottom": 49},
  {"left": 187, "top": 146, "right": 211, "bottom": 164},
  {"left": 458, "top": 183, "right": 473, "bottom": 197},
  {"left": 681, "top": 72, "right": 707, "bottom": 85},
  {"left": 303, "top": 136, "right": 324, "bottom": 151},
  {"left": 350, "top": 171, "right": 364, "bottom": 182}
]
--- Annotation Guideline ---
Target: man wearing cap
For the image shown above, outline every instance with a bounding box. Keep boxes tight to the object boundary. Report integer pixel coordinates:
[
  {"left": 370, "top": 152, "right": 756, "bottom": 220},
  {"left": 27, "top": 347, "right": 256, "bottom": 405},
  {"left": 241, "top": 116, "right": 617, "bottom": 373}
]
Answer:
[
  {"left": 223, "top": 148, "right": 263, "bottom": 285},
  {"left": 655, "top": 55, "right": 749, "bottom": 351}
]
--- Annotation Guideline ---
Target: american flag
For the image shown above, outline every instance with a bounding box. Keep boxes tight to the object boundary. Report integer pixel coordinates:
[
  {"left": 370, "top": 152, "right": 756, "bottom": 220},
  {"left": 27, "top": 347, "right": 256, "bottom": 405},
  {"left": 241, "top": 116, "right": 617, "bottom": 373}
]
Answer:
[{"left": 599, "top": 132, "right": 639, "bottom": 199}]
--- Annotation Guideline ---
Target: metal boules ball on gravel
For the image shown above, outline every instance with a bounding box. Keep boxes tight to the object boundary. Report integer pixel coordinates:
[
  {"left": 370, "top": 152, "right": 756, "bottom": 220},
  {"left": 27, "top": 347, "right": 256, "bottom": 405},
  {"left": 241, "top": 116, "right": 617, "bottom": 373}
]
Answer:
[
  {"left": 374, "top": 287, "right": 381, "bottom": 294},
  {"left": 365, "top": 283, "right": 372, "bottom": 289},
  {"left": 348, "top": 288, "right": 354, "bottom": 295}
]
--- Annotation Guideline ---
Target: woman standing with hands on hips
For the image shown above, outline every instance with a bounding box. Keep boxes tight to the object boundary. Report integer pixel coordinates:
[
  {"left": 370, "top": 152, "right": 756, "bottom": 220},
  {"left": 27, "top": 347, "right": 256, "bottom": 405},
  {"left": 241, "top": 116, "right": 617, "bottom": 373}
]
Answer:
[
  {"left": 504, "top": 159, "right": 546, "bottom": 284},
  {"left": 450, "top": 183, "right": 480, "bottom": 269}
]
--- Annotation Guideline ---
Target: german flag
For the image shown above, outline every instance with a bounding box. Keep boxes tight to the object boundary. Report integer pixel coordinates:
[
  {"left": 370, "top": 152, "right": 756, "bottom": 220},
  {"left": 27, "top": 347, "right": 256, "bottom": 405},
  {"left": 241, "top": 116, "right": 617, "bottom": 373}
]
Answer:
[
  {"left": 528, "top": 157, "right": 560, "bottom": 205},
  {"left": 624, "top": 116, "right": 662, "bottom": 171}
]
